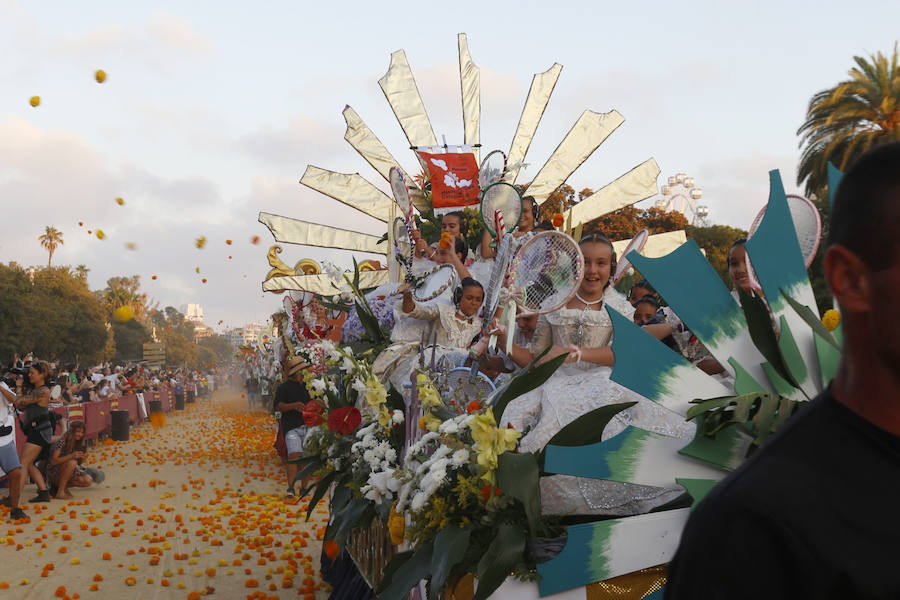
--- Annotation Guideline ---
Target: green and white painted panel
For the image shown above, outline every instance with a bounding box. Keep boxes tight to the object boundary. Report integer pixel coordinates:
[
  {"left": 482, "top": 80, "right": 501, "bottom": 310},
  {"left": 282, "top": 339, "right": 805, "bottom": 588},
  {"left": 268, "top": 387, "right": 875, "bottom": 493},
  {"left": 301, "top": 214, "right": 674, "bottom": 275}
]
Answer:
[
  {"left": 744, "top": 170, "right": 821, "bottom": 398},
  {"left": 537, "top": 508, "right": 690, "bottom": 596},
  {"left": 606, "top": 306, "right": 733, "bottom": 417},
  {"left": 543, "top": 426, "right": 726, "bottom": 487},
  {"left": 628, "top": 241, "right": 772, "bottom": 394}
]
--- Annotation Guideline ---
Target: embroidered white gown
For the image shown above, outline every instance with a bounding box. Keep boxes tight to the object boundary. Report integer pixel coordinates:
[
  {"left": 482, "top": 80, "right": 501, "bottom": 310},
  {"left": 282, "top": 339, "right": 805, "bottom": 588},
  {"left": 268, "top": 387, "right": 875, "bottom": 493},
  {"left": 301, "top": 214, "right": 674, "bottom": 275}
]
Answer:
[{"left": 502, "top": 287, "right": 695, "bottom": 516}]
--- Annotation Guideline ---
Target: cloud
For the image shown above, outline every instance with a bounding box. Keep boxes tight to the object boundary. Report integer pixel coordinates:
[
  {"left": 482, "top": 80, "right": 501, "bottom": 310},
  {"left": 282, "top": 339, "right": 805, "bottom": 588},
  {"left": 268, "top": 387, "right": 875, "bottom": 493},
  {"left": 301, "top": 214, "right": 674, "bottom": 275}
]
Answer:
[
  {"left": 237, "top": 115, "right": 347, "bottom": 169},
  {"left": 48, "top": 12, "right": 214, "bottom": 64}
]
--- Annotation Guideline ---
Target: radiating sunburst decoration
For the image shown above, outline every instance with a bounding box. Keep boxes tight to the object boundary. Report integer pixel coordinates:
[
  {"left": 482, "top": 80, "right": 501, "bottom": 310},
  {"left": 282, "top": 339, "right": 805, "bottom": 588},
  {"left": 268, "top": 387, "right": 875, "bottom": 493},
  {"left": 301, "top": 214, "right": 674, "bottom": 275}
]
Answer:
[{"left": 259, "top": 34, "right": 687, "bottom": 295}]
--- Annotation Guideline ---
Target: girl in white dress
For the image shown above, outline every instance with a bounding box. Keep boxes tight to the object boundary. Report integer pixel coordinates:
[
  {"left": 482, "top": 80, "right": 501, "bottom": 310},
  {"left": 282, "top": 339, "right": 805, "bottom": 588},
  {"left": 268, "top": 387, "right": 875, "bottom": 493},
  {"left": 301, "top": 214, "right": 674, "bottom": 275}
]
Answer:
[{"left": 497, "top": 233, "right": 695, "bottom": 516}]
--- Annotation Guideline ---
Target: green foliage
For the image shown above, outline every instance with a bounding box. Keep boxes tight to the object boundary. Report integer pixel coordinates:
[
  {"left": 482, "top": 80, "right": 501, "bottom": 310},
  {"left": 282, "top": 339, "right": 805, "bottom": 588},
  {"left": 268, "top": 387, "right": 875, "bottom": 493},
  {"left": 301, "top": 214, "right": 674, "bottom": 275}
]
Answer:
[
  {"left": 685, "top": 224, "right": 748, "bottom": 284},
  {"left": 0, "top": 263, "right": 108, "bottom": 363},
  {"left": 112, "top": 319, "right": 150, "bottom": 361},
  {"left": 688, "top": 392, "right": 802, "bottom": 450},
  {"left": 473, "top": 523, "right": 527, "bottom": 600},
  {"left": 797, "top": 43, "right": 900, "bottom": 198}
]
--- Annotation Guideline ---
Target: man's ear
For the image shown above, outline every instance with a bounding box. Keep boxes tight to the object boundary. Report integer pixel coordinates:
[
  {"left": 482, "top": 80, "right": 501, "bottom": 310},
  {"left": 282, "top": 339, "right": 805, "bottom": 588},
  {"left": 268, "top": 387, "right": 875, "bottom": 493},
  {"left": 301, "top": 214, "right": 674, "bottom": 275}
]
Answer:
[{"left": 824, "top": 245, "right": 871, "bottom": 312}]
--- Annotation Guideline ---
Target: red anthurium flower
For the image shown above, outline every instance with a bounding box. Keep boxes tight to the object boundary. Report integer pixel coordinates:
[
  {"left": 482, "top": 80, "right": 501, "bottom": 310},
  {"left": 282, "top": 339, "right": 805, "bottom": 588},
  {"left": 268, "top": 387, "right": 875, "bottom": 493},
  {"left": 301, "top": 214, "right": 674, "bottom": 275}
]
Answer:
[
  {"left": 327, "top": 406, "right": 361, "bottom": 434},
  {"left": 302, "top": 402, "right": 325, "bottom": 427}
]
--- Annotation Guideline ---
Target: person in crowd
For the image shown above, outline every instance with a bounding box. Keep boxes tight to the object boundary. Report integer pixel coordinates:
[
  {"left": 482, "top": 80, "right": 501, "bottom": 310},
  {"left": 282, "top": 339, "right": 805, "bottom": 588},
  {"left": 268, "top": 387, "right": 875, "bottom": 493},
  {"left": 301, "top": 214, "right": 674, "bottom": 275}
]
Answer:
[
  {"left": 96, "top": 379, "right": 114, "bottom": 402},
  {"left": 0, "top": 379, "right": 27, "bottom": 520},
  {"left": 0, "top": 361, "right": 54, "bottom": 503},
  {"left": 432, "top": 235, "right": 473, "bottom": 280},
  {"left": 413, "top": 211, "right": 470, "bottom": 261},
  {"left": 495, "top": 232, "right": 692, "bottom": 516},
  {"left": 273, "top": 356, "right": 312, "bottom": 498},
  {"left": 400, "top": 277, "right": 483, "bottom": 349},
  {"left": 479, "top": 195, "right": 538, "bottom": 259},
  {"left": 665, "top": 141, "right": 900, "bottom": 600},
  {"left": 727, "top": 238, "right": 752, "bottom": 294},
  {"left": 46, "top": 420, "right": 94, "bottom": 499},
  {"left": 628, "top": 279, "right": 658, "bottom": 307}
]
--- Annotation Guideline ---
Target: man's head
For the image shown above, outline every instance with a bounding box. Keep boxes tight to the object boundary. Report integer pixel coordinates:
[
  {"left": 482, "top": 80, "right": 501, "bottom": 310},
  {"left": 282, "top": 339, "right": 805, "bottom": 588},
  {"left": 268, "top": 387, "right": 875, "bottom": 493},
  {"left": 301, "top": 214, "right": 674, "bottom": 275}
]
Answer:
[
  {"left": 515, "top": 313, "right": 538, "bottom": 340},
  {"left": 825, "top": 142, "right": 900, "bottom": 372}
]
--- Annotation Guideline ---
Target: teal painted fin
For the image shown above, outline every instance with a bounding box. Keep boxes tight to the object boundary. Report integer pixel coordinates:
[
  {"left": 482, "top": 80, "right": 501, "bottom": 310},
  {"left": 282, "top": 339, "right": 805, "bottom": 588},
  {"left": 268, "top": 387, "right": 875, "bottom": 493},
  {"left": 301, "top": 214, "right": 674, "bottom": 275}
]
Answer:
[
  {"left": 607, "top": 306, "right": 733, "bottom": 417},
  {"left": 676, "top": 478, "right": 720, "bottom": 508},
  {"left": 744, "top": 170, "right": 821, "bottom": 397},
  {"left": 628, "top": 241, "right": 772, "bottom": 392},
  {"left": 543, "top": 426, "right": 726, "bottom": 488},
  {"left": 537, "top": 508, "right": 691, "bottom": 596},
  {"left": 827, "top": 162, "right": 843, "bottom": 212},
  {"left": 814, "top": 331, "right": 840, "bottom": 387}
]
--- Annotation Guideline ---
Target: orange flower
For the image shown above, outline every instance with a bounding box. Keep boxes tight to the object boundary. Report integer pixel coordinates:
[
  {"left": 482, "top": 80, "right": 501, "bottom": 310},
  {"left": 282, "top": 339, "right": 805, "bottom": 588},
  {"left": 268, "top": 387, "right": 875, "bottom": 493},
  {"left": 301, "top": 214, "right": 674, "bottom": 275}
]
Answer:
[
  {"left": 245, "top": 579, "right": 259, "bottom": 588},
  {"left": 552, "top": 213, "right": 564, "bottom": 228},
  {"left": 466, "top": 400, "right": 480, "bottom": 414},
  {"left": 251, "top": 235, "right": 260, "bottom": 244},
  {"left": 226, "top": 239, "right": 232, "bottom": 245},
  {"left": 323, "top": 540, "right": 339, "bottom": 560},
  {"left": 439, "top": 232, "right": 452, "bottom": 249},
  {"left": 102, "top": 552, "right": 111, "bottom": 560},
  {"left": 205, "top": 568, "right": 216, "bottom": 577},
  {"left": 89, "top": 583, "right": 99, "bottom": 591},
  {"left": 124, "top": 577, "right": 136, "bottom": 586},
  {"left": 93, "top": 574, "right": 103, "bottom": 582},
  {"left": 55, "top": 585, "right": 67, "bottom": 597}
]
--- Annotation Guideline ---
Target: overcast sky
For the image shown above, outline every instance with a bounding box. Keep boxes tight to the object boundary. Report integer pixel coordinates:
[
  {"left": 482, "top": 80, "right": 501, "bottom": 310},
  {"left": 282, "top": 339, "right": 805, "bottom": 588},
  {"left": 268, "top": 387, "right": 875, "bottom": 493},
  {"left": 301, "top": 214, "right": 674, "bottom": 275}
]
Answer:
[{"left": 2, "top": 0, "right": 897, "bottom": 330}]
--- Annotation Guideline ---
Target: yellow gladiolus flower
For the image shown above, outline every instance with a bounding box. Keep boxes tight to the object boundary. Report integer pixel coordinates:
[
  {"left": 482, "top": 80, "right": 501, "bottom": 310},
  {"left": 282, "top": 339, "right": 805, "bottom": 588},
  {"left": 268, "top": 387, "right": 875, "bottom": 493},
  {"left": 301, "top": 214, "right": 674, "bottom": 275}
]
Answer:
[
  {"left": 470, "top": 410, "right": 521, "bottom": 483},
  {"left": 821, "top": 309, "right": 840, "bottom": 332},
  {"left": 365, "top": 377, "right": 387, "bottom": 410},
  {"left": 416, "top": 373, "right": 443, "bottom": 408}
]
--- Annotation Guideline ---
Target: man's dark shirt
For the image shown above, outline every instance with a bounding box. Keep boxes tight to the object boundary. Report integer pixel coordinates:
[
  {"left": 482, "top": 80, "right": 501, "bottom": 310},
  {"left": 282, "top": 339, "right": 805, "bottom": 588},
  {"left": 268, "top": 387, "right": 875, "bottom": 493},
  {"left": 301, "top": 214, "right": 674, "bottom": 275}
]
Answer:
[
  {"left": 273, "top": 379, "right": 310, "bottom": 432},
  {"left": 666, "top": 389, "right": 900, "bottom": 599}
]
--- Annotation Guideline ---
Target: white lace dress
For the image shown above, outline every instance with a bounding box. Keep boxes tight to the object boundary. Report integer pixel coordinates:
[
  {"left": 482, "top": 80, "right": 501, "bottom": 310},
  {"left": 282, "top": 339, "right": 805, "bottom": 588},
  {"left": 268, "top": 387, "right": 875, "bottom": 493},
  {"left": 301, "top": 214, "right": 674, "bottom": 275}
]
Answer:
[
  {"left": 374, "top": 302, "right": 481, "bottom": 391},
  {"left": 502, "top": 287, "right": 695, "bottom": 516}
]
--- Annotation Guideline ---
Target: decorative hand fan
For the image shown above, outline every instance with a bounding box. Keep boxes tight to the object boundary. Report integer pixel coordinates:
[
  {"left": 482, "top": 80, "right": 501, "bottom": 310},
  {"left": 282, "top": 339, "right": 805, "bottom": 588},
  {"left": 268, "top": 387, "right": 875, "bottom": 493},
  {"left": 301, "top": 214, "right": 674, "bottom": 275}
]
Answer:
[
  {"left": 480, "top": 182, "right": 522, "bottom": 237},
  {"left": 613, "top": 228, "right": 649, "bottom": 284},
  {"left": 748, "top": 194, "right": 821, "bottom": 267},
  {"left": 479, "top": 150, "right": 507, "bottom": 189}
]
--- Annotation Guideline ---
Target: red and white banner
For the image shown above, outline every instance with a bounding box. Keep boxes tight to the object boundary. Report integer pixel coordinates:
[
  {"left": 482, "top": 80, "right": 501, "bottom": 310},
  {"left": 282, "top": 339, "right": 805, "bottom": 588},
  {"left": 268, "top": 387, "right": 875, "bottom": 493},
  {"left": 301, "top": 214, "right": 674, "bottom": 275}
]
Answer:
[{"left": 419, "top": 151, "right": 480, "bottom": 212}]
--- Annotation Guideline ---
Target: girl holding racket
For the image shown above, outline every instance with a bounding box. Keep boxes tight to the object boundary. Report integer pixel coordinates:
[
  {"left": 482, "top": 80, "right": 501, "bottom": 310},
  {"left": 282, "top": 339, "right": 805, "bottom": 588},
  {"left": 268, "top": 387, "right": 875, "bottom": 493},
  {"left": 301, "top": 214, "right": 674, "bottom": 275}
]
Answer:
[
  {"left": 479, "top": 195, "right": 537, "bottom": 259},
  {"left": 398, "top": 277, "right": 484, "bottom": 349},
  {"left": 493, "top": 232, "right": 693, "bottom": 516}
]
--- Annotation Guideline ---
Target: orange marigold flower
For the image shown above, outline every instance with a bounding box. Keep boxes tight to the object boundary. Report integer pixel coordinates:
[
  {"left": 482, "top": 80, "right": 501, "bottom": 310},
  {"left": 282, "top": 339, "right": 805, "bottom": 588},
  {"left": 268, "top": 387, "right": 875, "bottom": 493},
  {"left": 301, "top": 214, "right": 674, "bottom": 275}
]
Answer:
[
  {"left": 552, "top": 213, "right": 565, "bottom": 228},
  {"left": 323, "top": 539, "right": 339, "bottom": 560},
  {"left": 466, "top": 400, "right": 480, "bottom": 414}
]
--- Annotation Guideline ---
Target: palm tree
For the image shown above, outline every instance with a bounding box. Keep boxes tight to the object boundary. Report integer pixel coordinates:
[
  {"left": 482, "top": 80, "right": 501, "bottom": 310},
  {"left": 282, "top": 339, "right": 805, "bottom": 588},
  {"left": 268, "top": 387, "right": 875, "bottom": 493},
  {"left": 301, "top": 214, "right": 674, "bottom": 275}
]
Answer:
[
  {"left": 38, "top": 226, "right": 64, "bottom": 267},
  {"left": 797, "top": 44, "right": 900, "bottom": 198},
  {"left": 75, "top": 264, "right": 89, "bottom": 281}
]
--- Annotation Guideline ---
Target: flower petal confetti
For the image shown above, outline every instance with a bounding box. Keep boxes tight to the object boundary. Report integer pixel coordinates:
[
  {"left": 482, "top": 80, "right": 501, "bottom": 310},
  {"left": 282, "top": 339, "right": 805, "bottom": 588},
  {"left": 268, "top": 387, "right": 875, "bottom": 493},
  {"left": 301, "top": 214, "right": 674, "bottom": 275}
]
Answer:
[
  {"left": 95, "top": 69, "right": 107, "bottom": 83},
  {"left": 30, "top": 96, "right": 40, "bottom": 107}
]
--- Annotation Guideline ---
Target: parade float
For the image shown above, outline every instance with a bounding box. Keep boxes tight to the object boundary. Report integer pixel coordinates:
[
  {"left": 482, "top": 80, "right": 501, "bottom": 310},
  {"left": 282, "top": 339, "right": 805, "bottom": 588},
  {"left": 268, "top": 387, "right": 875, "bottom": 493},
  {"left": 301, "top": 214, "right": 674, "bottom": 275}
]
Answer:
[{"left": 255, "top": 35, "right": 839, "bottom": 600}]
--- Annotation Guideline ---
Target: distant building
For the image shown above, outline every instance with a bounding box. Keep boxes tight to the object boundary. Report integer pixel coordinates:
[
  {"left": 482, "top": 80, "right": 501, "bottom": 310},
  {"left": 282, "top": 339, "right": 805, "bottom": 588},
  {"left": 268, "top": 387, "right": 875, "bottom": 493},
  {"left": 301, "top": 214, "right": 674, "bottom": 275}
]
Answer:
[
  {"left": 181, "top": 303, "right": 204, "bottom": 323},
  {"left": 222, "top": 322, "right": 263, "bottom": 347}
]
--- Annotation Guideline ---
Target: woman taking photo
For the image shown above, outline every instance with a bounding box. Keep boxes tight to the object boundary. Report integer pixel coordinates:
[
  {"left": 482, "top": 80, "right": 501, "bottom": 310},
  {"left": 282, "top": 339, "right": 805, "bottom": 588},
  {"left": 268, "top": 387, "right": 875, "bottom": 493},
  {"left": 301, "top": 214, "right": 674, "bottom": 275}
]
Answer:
[
  {"left": 0, "top": 361, "right": 54, "bottom": 502},
  {"left": 47, "top": 421, "right": 93, "bottom": 499}
]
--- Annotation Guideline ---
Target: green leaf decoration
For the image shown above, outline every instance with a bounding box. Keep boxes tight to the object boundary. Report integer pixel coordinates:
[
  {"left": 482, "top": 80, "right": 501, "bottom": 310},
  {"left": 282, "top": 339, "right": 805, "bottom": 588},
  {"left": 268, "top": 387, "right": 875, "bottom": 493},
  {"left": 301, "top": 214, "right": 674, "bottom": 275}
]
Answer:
[
  {"left": 775, "top": 317, "right": 809, "bottom": 392},
  {"left": 814, "top": 331, "right": 841, "bottom": 386},
  {"left": 491, "top": 347, "right": 567, "bottom": 424},
  {"left": 544, "top": 402, "right": 636, "bottom": 447},
  {"left": 330, "top": 484, "right": 352, "bottom": 515},
  {"left": 736, "top": 287, "right": 797, "bottom": 387},
  {"left": 473, "top": 523, "right": 526, "bottom": 600},
  {"left": 375, "top": 550, "right": 413, "bottom": 595},
  {"left": 430, "top": 525, "right": 473, "bottom": 594},
  {"left": 329, "top": 498, "right": 371, "bottom": 544},
  {"left": 305, "top": 470, "right": 338, "bottom": 522},
  {"left": 761, "top": 362, "right": 802, "bottom": 400},
  {"left": 688, "top": 392, "right": 803, "bottom": 451},
  {"left": 356, "top": 299, "right": 385, "bottom": 342},
  {"left": 781, "top": 290, "right": 839, "bottom": 349},
  {"left": 378, "top": 539, "right": 434, "bottom": 600},
  {"left": 352, "top": 256, "right": 360, "bottom": 291},
  {"left": 496, "top": 452, "right": 541, "bottom": 536},
  {"left": 727, "top": 358, "right": 766, "bottom": 395}
]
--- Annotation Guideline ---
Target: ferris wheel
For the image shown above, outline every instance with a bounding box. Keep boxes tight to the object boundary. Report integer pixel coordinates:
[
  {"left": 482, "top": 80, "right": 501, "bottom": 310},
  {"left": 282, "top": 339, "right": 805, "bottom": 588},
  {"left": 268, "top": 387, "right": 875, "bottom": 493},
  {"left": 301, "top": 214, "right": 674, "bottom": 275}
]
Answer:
[{"left": 655, "top": 172, "right": 709, "bottom": 225}]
